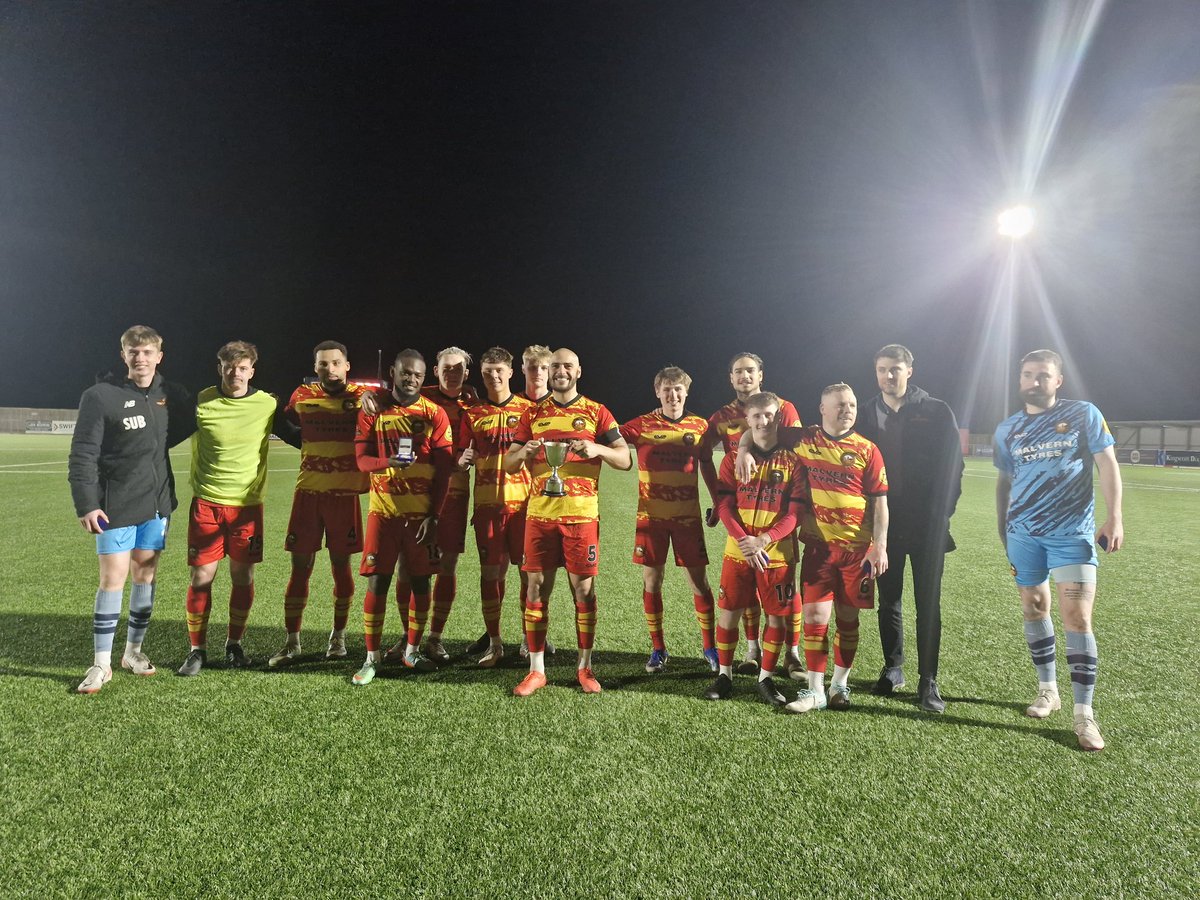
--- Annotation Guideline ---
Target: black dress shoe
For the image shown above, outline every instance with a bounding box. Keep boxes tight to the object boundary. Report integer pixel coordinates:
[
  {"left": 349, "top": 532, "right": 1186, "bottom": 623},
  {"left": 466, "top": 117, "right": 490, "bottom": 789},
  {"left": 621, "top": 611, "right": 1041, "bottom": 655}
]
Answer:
[
  {"left": 871, "top": 667, "right": 905, "bottom": 696},
  {"left": 919, "top": 676, "right": 946, "bottom": 714},
  {"left": 703, "top": 673, "right": 734, "bottom": 701},
  {"left": 756, "top": 676, "right": 787, "bottom": 707}
]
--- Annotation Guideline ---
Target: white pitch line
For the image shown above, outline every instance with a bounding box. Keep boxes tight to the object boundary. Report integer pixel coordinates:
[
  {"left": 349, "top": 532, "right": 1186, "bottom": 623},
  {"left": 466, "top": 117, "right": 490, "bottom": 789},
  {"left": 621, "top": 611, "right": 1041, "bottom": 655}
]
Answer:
[
  {"left": 0, "top": 460, "right": 66, "bottom": 469},
  {"left": 965, "top": 469, "right": 1198, "bottom": 493}
]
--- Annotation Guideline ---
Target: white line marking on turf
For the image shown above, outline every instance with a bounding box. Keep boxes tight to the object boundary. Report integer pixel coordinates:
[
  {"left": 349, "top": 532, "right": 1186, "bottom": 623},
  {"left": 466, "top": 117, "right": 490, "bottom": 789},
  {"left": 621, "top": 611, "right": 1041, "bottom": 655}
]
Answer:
[
  {"left": 0, "top": 460, "right": 65, "bottom": 468},
  {"left": 965, "top": 470, "right": 1199, "bottom": 492}
]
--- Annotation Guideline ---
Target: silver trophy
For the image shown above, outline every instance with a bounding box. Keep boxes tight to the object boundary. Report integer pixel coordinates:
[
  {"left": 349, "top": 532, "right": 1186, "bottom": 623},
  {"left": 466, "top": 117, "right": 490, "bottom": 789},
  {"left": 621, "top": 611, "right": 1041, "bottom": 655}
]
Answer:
[{"left": 541, "top": 441, "right": 569, "bottom": 497}]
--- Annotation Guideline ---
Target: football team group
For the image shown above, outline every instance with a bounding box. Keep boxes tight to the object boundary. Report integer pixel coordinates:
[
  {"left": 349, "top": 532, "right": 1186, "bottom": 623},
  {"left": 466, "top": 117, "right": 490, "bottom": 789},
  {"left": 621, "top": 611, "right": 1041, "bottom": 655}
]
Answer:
[{"left": 66, "top": 326, "right": 1124, "bottom": 751}]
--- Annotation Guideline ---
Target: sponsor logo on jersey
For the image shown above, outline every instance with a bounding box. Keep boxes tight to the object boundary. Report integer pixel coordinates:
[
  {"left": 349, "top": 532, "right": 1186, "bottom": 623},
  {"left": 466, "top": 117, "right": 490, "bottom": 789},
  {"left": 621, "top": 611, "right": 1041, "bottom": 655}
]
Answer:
[{"left": 124, "top": 400, "right": 137, "bottom": 408}]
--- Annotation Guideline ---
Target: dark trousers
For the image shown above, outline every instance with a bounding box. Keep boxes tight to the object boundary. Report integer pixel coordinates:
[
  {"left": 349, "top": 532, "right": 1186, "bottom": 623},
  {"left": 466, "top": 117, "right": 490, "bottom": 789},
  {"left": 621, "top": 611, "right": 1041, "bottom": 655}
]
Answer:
[{"left": 875, "top": 544, "right": 945, "bottom": 678}]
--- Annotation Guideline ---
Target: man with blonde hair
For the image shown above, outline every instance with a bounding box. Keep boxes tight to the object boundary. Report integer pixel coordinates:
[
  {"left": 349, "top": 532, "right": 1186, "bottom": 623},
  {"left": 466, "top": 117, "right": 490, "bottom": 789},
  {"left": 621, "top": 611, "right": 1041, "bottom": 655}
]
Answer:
[{"left": 69, "top": 326, "right": 190, "bottom": 693}]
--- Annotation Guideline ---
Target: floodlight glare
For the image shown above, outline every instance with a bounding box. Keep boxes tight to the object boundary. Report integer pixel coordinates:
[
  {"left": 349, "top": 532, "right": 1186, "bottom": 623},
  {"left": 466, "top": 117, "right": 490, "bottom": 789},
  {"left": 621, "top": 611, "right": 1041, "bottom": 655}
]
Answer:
[{"left": 998, "top": 205, "right": 1035, "bottom": 239}]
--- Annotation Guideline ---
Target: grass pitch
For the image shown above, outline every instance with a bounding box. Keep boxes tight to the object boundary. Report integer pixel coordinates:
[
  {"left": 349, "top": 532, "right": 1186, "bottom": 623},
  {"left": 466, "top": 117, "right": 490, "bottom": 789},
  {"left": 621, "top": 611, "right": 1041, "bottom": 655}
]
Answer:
[{"left": 1, "top": 434, "right": 1197, "bottom": 898}]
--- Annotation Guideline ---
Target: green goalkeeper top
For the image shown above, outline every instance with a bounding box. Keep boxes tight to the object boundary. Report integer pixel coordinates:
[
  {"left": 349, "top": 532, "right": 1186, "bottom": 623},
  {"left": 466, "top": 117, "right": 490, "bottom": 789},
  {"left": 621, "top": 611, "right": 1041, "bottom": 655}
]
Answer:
[{"left": 190, "top": 386, "right": 296, "bottom": 507}]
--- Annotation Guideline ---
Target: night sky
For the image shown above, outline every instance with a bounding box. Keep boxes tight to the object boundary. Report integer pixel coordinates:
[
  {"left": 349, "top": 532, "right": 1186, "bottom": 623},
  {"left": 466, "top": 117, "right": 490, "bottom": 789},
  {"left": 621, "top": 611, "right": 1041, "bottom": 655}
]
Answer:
[{"left": 3, "top": 1, "right": 1198, "bottom": 429}]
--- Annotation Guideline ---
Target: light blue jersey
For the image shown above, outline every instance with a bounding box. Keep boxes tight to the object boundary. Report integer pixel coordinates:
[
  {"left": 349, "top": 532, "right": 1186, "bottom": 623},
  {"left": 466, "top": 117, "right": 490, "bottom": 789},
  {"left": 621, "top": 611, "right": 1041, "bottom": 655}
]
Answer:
[{"left": 993, "top": 399, "right": 1114, "bottom": 539}]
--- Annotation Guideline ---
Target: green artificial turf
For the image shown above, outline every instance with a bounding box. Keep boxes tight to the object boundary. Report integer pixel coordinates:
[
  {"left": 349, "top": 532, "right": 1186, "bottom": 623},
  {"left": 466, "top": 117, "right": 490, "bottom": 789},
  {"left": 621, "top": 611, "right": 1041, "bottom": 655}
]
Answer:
[{"left": 1, "top": 435, "right": 1196, "bottom": 898}]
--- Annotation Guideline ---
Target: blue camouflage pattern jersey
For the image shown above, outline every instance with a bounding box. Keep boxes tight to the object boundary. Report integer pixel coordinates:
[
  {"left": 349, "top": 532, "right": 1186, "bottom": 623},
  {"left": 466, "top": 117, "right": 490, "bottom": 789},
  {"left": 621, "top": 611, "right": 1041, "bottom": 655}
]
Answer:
[{"left": 993, "top": 399, "right": 1115, "bottom": 538}]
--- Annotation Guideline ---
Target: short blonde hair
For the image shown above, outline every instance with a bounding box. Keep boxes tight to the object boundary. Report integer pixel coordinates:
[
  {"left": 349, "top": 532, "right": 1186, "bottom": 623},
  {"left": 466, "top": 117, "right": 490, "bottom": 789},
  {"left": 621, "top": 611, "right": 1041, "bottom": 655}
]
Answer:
[
  {"left": 654, "top": 366, "right": 692, "bottom": 391},
  {"left": 120, "top": 325, "right": 162, "bottom": 350},
  {"left": 522, "top": 344, "right": 552, "bottom": 366},
  {"left": 218, "top": 340, "right": 258, "bottom": 366}
]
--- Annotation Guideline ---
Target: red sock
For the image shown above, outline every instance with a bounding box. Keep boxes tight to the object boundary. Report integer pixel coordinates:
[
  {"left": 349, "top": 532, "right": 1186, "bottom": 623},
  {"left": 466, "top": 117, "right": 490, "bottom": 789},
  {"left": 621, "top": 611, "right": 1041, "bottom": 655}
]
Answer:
[
  {"left": 406, "top": 591, "right": 431, "bottom": 647},
  {"left": 228, "top": 583, "right": 254, "bottom": 642},
  {"left": 643, "top": 590, "right": 665, "bottom": 651},
  {"left": 575, "top": 596, "right": 597, "bottom": 651},
  {"left": 833, "top": 616, "right": 860, "bottom": 668},
  {"left": 331, "top": 562, "right": 355, "bottom": 631},
  {"left": 524, "top": 599, "right": 547, "bottom": 653},
  {"left": 363, "top": 589, "right": 386, "bottom": 652},
  {"left": 283, "top": 569, "right": 311, "bottom": 633},
  {"left": 395, "top": 581, "right": 411, "bottom": 632},
  {"left": 693, "top": 589, "right": 715, "bottom": 650},
  {"left": 716, "top": 623, "right": 738, "bottom": 669},
  {"left": 481, "top": 578, "right": 503, "bottom": 639},
  {"left": 185, "top": 585, "right": 212, "bottom": 648},
  {"left": 804, "top": 622, "right": 830, "bottom": 673},
  {"left": 430, "top": 574, "right": 456, "bottom": 635},
  {"left": 742, "top": 605, "right": 761, "bottom": 643},
  {"left": 761, "top": 621, "right": 785, "bottom": 675}
]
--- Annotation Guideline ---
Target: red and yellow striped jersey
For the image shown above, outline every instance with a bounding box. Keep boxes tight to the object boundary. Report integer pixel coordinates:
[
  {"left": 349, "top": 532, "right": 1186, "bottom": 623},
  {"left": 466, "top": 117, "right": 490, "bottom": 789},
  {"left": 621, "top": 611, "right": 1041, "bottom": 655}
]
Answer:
[
  {"left": 703, "top": 397, "right": 803, "bottom": 456},
  {"left": 285, "top": 382, "right": 371, "bottom": 495},
  {"left": 783, "top": 425, "right": 887, "bottom": 550},
  {"left": 619, "top": 410, "right": 709, "bottom": 524},
  {"left": 355, "top": 394, "right": 453, "bottom": 520},
  {"left": 716, "top": 444, "right": 805, "bottom": 567},
  {"left": 421, "top": 384, "right": 478, "bottom": 502},
  {"left": 458, "top": 394, "right": 534, "bottom": 512},
  {"left": 513, "top": 395, "right": 621, "bottom": 523}
]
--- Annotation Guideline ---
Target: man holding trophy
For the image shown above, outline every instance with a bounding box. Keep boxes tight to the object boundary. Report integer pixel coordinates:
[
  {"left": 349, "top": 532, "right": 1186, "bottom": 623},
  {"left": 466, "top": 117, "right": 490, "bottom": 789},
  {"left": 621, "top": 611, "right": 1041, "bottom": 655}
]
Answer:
[{"left": 504, "top": 348, "right": 632, "bottom": 697}]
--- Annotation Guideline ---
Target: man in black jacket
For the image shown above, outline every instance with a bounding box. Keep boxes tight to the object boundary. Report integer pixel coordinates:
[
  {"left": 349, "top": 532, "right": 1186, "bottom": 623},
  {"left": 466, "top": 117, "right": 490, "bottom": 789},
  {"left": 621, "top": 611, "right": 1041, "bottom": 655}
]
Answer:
[
  {"left": 68, "top": 325, "right": 191, "bottom": 694},
  {"left": 856, "top": 345, "right": 963, "bottom": 713}
]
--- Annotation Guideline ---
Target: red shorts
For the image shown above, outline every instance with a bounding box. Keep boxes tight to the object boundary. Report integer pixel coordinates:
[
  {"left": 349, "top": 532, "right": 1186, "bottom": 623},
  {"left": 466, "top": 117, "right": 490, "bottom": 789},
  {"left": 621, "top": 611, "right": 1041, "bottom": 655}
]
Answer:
[
  {"left": 718, "top": 557, "right": 795, "bottom": 616},
  {"left": 633, "top": 519, "right": 708, "bottom": 568},
  {"left": 437, "top": 494, "right": 470, "bottom": 554},
  {"left": 472, "top": 506, "right": 526, "bottom": 567},
  {"left": 187, "top": 498, "right": 264, "bottom": 567},
  {"left": 800, "top": 544, "right": 874, "bottom": 609},
  {"left": 360, "top": 513, "right": 441, "bottom": 577},
  {"left": 284, "top": 490, "right": 363, "bottom": 556},
  {"left": 522, "top": 518, "right": 600, "bottom": 577}
]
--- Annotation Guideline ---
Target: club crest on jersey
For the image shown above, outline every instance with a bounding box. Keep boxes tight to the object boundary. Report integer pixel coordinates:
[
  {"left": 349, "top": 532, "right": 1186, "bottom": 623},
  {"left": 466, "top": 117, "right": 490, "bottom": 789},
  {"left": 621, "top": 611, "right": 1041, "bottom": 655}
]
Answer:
[
  {"left": 507, "top": 415, "right": 518, "bottom": 428},
  {"left": 156, "top": 398, "right": 167, "bottom": 406},
  {"left": 718, "top": 586, "right": 726, "bottom": 601},
  {"left": 411, "top": 420, "right": 426, "bottom": 434},
  {"left": 683, "top": 433, "right": 696, "bottom": 446},
  {"left": 840, "top": 451, "right": 857, "bottom": 466},
  {"left": 343, "top": 399, "right": 357, "bottom": 411},
  {"left": 366, "top": 553, "right": 377, "bottom": 567},
  {"left": 635, "top": 545, "right": 645, "bottom": 558},
  {"left": 572, "top": 417, "right": 586, "bottom": 431},
  {"left": 1055, "top": 421, "right": 1070, "bottom": 433},
  {"left": 769, "top": 469, "right": 784, "bottom": 484}
]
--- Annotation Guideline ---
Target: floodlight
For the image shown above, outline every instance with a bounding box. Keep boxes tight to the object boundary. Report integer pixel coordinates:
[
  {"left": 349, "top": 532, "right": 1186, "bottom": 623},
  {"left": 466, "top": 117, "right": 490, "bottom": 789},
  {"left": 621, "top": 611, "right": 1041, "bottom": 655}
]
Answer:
[{"left": 998, "top": 205, "right": 1035, "bottom": 239}]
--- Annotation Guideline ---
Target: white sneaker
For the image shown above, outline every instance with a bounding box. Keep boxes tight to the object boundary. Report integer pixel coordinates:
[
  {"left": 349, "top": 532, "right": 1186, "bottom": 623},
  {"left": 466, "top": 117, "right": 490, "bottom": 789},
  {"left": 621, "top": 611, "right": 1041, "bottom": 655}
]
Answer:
[
  {"left": 783, "top": 688, "right": 827, "bottom": 714},
  {"left": 77, "top": 665, "right": 112, "bottom": 694},
  {"left": 268, "top": 643, "right": 302, "bottom": 668},
  {"left": 1025, "top": 687, "right": 1061, "bottom": 719},
  {"left": 1073, "top": 713, "right": 1105, "bottom": 751},
  {"left": 120, "top": 651, "right": 157, "bottom": 676},
  {"left": 325, "top": 632, "right": 347, "bottom": 659}
]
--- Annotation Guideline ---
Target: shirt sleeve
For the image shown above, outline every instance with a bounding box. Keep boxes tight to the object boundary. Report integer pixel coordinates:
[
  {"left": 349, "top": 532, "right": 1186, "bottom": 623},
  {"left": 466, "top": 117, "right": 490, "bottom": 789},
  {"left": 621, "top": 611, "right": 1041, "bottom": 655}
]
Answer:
[
  {"left": 355, "top": 410, "right": 390, "bottom": 472},
  {"left": 512, "top": 407, "right": 534, "bottom": 445},
  {"left": 595, "top": 405, "right": 622, "bottom": 446},
  {"left": 1085, "top": 403, "right": 1116, "bottom": 455},
  {"left": 67, "top": 389, "right": 105, "bottom": 516},
  {"left": 862, "top": 443, "right": 888, "bottom": 495}
]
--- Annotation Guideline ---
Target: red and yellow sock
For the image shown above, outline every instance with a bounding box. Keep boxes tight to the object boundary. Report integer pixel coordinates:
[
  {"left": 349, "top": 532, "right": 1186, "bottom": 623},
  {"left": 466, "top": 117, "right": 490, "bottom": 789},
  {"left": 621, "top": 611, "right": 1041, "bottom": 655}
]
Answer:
[
  {"left": 363, "top": 590, "right": 385, "bottom": 652},
  {"left": 693, "top": 589, "right": 715, "bottom": 650},
  {"left": 185, "top": 585, "right": 212, "bottom": 648},
  {"left": 804, "top": 622, "right": 830, "bottom": 673},
  {"left": 833, "top": 616, "right": 860, "bottom": 668},
  {"left": 643, "top": 590, "right": 665, "bottom": 651},
  {"left": 716, "top": 623, "right": 739, "bottom": 669}
]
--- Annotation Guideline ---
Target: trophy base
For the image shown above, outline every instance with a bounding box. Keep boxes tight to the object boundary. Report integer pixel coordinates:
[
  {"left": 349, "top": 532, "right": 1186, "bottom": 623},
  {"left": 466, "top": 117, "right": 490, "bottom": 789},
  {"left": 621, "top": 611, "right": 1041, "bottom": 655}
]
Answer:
[{"left": 541, "top": 488, "right": 567, "bottom": 498}]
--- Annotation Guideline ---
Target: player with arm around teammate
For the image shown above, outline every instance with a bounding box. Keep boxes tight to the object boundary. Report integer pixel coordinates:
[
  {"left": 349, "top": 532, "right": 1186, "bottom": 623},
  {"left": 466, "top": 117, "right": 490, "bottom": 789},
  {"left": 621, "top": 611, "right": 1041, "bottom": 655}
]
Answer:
[
  {"left": 267, "top": 340, "right": 371, "bottom": 667},
  {"left": 69, "top": 325, "right": 191, "bottom": 693},
  {"left": 457, "top": 347, "right": 534, "bottom": 667},
  {"left": 619, "top": 366, "right": 719, "bottom": 674},
  {"left": 178, "top": 340, "right": 301, "bottom": 676},
  {"left": 702, "top": 352, "right": 804, "bottom": 676},
  {"left": 994, "top": 350, "right": 1123, "bottom": 752},
  {"left": 705, "top": 392, "right": 805, "bottom": 706},
  {"left": 779, "top": 384, "right": 889, "bottom": 714}
]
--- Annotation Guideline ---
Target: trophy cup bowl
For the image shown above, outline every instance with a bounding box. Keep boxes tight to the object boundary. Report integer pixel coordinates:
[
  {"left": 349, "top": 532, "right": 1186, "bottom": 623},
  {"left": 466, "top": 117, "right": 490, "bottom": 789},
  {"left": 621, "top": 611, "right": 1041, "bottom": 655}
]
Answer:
[{"left": 541, "top": 441, "right": 569, "bottom": 497}]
